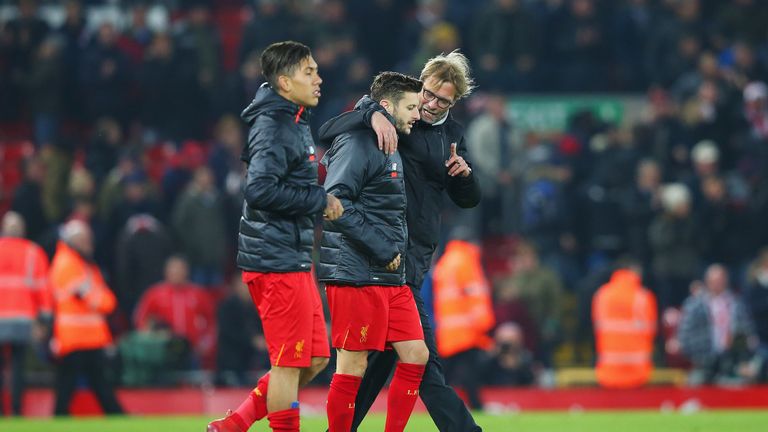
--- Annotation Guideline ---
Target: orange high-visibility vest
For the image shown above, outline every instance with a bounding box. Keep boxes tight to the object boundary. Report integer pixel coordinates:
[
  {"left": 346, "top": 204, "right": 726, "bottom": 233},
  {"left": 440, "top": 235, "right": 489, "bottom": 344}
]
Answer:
[
  {"left": 592, "top": 269, "right": 658, "bottom": 389},
  {"left": 0, "top": 237, "right": 52, "bottom": 324},
  {"left": 433, "top": 240, "right": 495, "bottom": 358},
  {"left": 50, "top": 241, "right": 116, "bottom": 357}
]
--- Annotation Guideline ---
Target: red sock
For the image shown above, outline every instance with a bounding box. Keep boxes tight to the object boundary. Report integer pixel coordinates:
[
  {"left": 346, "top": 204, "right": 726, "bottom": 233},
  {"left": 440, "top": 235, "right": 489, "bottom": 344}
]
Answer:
[
  {"left": 233, "top": 373, "right": 270, "bottom": 426},
  {"left": 267, "top": 407, "right": 300, "bottom": 432},
  {"left": 327, "top": 373, "right": 362, "bottom": 432},
  {"left": 385, "top": 363, "right": 425, "bottom": 432}
]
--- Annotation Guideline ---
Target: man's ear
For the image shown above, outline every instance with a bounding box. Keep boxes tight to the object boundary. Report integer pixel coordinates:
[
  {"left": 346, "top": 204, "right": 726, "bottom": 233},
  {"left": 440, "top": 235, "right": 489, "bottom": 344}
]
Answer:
[
  {"left": 380, "top": 99, "right": 393, "bottom": 115},
  {"left": 277, "top": 75, "right": 292, "bottom": 93}
]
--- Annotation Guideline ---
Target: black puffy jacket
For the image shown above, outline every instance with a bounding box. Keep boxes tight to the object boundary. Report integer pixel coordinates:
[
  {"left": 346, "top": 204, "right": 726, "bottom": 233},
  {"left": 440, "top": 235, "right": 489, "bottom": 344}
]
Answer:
[
  {"left": 318, "top": 96, "right": 481, "bottom": 289},
  {"left": 317, "top": 123, "right": 407, "bottom": 286},
  {"left": 237, "top": 83, "right": 327, "bottom": 273}
]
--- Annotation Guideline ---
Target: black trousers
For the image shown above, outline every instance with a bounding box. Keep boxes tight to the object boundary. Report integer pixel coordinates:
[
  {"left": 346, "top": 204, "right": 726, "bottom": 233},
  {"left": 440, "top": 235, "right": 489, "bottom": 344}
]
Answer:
[
  {"left": 0, "top": 343, "right": 26, "bottom": 415},
  {"left": 444, "top": 348, "right": 485, "bottom": 411},
  {"left": 350, "top": 284, "right": 482, "bottom": 432},
  {"left": 54, "top": 348, "right": 124, "bottom": 416}
]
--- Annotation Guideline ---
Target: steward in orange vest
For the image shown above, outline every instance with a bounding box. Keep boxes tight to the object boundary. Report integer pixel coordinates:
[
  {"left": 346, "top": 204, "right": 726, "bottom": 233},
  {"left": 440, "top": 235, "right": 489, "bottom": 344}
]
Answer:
[
  {"left": 0, "top": 211, "right": 52, "bottom": 415},
  {"left": 49, "top": 220, "right": 123, "bottom": 415},
  {"left": 433, "top": 239, "right": 495, "bottom": 358},
  {"left": 592, "top": 265, "right": 658, "bottom": 389},
  {"left": 50, "top": 237, "right": 116, "bottom": 358},
  {"left": 433, "top": 238, "right": 495, "bottom": 410},
  {"left": 0, "top": 212, "right": 52, "bottom": 341}
]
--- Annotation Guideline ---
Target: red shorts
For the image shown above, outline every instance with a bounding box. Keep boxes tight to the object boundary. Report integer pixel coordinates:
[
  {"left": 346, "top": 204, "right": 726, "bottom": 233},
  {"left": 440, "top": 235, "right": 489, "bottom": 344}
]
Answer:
[
  {"left": 326, "top": 284, "right": 423, "bottom": 351},
  {"left": 243, "top": 271, "right": 330, "bottom": 367}
]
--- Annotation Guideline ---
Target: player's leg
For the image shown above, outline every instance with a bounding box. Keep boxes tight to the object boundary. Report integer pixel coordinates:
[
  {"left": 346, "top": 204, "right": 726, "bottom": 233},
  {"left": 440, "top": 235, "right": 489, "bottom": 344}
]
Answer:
[
  {"left": 349, "top": 349, "right": 397, "bottom": 431},
  {"left": 328, "top": 349, "right": 368, "bottom": 432},
  {"left": 387, "top": 339, "right": 428, "bottom": 432},
  {"left": 385, "top": 286, "right": 429, "bottom": 432},
  {"left": 411, "top": 286, "right": 483, "bottom": 431},
  {"left": 300, "top": 356, "right": 329, "bottom": 386},
  {"left": 326, "top": 284, "right": 390, "bottom": 432},
  {"left": 209, "top": 272, "right": 313, "bottom": 432},
  {"left": 300, "top": 279, "right": 331, "bottom": 387}
]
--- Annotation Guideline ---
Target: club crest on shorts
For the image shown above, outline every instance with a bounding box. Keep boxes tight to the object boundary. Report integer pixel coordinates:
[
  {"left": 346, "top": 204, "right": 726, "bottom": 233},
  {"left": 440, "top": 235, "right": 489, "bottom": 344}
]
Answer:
[
  {"left": 294, "top": 339, "right": 305, "bottom": 359},
  {"left": 360, "top": 325, "right": 369, "bottom": 343}
]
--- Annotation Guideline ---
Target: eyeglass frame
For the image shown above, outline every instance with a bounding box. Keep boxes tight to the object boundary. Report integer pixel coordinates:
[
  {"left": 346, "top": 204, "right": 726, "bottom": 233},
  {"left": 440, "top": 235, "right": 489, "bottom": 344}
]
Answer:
[{"left": 422, "top": 88, "right": 455, "bottom": 109}]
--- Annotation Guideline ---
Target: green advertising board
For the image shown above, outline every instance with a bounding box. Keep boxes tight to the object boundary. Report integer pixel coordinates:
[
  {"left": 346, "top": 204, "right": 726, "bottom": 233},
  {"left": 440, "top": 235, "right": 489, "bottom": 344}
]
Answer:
[{"left": 507, "top": 96, "right": 625, "bottom": 132}]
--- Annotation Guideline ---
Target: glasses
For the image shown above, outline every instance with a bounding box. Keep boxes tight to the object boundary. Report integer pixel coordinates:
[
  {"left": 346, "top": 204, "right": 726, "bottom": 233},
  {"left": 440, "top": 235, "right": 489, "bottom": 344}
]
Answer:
[{"left": 422, "top": 89, "right": 454, "bottom": 109}]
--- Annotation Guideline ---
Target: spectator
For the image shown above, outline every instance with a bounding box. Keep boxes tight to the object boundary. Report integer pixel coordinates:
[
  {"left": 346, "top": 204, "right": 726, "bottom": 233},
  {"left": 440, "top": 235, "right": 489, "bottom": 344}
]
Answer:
[
  {"left": 680, "top": 82, "right": 739, "bottom": 167},
  {"left": 2, "top": 0, "right": 49, "bottom": 76},
  {"left": 56, "top": 0, "right": 87, "bottom": 123},
  {"left": 696, "top": 175, "right": 753, "bottom": 270},
  {"left": 549, "top": 0, "right": 608, "bottom": 91},
  {"left": 645, "top": 0, "right": 706, "bottom": 87},
  {"left": 621, "top": 159, "right": 663, "bottom": 269},
  {"left": 485, "top": 322, "right": 535, "bottom": 386},
  {"left": 133, "top": 255, "right": 216, "bottom": 367},
  {"left": 11, "top": 156, "right": 49, "bottom": 243},
  {"left": 84, "top": 117, "right": 123, "bottom": 187},
  {"left": 22, "top": 36, "right": 64, "bottom": 146},
  {"left": 613, "top": 0, "right": 655, "bottom": 90},
  {"left": 105, "top": 170, "right": 163, "bottom": 252},
  {"left": 495, "top": 240, "right": 564, "bottom": 367},
  {"left": 466, "top": 94, "right": 517, "bottom": 235},
  {"left": 170, "top": 166, "right": 228, "bottom": 287},
  {"left": 117, "top": 2, "right": 156, "bottom": 66},
  {"left": 173, "top": 2, "right": 221, "bottom": 138},
  {"left": 79, "top": 22, "right": 130, "bottom": 122},
  {"left": 216, "top": 276, "right": 269, "bottom": 387},
  {"left": 238, "top": 0, "right": 292, "bottom": 65},
  {"left": 677, "top": 264, "right": 756, "bottom": 385},
  {"left": 138, "top": 32, "right": 194, "bottom": 140},
  {"left": 743, "top": 81, "right": 768, "bottom": 142},
  {"left": 715, "top": 0, "right": 768, "bottom": 46},
  {"left": 114, "top": 214, "right": 174, "bottom": 317},
  {"left": 470, "top": 0, "right": 539, "bottom": 91},
  {"left": 649, "top": 183, "right": 702, "bottom": 310}
]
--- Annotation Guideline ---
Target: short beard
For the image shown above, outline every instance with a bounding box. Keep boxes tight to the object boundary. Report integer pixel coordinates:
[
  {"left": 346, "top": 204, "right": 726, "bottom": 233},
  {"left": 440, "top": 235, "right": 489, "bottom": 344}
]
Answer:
[{"left": 393, "top": 107, "right": 411, "bottom": 134}]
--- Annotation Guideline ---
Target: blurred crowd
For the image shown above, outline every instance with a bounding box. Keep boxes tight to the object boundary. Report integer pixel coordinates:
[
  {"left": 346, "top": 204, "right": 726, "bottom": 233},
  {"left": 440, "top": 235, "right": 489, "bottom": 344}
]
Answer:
[{"left": 1, "top": 0, "right": 768, "bottom": 415}]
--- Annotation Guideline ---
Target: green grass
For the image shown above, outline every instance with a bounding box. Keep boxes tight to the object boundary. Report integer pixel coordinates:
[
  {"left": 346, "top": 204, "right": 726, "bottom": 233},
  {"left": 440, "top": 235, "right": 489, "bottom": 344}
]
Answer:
[{"left": 2, "top": 411, "right": 768, "bottom": 432}]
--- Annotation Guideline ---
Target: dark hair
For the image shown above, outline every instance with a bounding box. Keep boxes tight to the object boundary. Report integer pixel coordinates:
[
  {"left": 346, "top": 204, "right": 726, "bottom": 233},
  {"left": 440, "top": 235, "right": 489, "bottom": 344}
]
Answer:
[
  {"left": 613, "top": 255, "right": 642, "bottom": 273},
  {"left": 370, "top": 72, "right": 423, "bottom": 106},
  {"left": 260, "top": 41, "right": 312, "bottom": 89}
]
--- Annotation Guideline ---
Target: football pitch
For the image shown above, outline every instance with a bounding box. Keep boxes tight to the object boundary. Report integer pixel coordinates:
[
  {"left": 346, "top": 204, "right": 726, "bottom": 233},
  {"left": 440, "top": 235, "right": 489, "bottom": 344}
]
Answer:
[{"left": 2, "top": 411, "right": 768, "bottom": 432}]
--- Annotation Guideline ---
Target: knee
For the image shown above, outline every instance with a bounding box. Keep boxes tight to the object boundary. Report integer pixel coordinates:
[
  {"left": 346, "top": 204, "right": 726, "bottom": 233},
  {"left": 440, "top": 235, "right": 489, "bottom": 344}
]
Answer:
[
  {"left": 401, "top": 342, "right": 429, "bottom": 365},
  {"left": 310, "top": 356, "right": 329, "bottom": 374},
  {"left": 413, "top": 343, "right": 430, "bottom": 365},
  {"left": 336, "top": 350, "right": 368, "bottom": 377}
]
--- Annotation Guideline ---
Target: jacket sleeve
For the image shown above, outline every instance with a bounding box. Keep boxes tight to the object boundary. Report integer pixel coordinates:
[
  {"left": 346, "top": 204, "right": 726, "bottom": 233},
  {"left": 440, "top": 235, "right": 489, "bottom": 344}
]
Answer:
[
  {"left": 243, "top": 117, "right": 327, "bottom": 216},
  {"left": 84, "top": 269, "right": 117, "bottom": 315},
  {"left": 317, "top": 96, "right": 387, "bottom": 144},
  {"left": 676, "top": 297, "right": 701, "bottom": 360},
  {"left": 446, "top": 134, "right": 482, "bottom": 208},
  {"left": 324, "top": 135, "right": 400, "bottom": 265}
]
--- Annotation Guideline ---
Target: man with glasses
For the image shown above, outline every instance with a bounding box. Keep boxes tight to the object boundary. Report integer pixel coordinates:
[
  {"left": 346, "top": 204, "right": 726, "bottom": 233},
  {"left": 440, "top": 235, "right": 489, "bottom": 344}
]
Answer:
[{"left": 318, "top": 50, "right": 482, "bottom": 432}]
